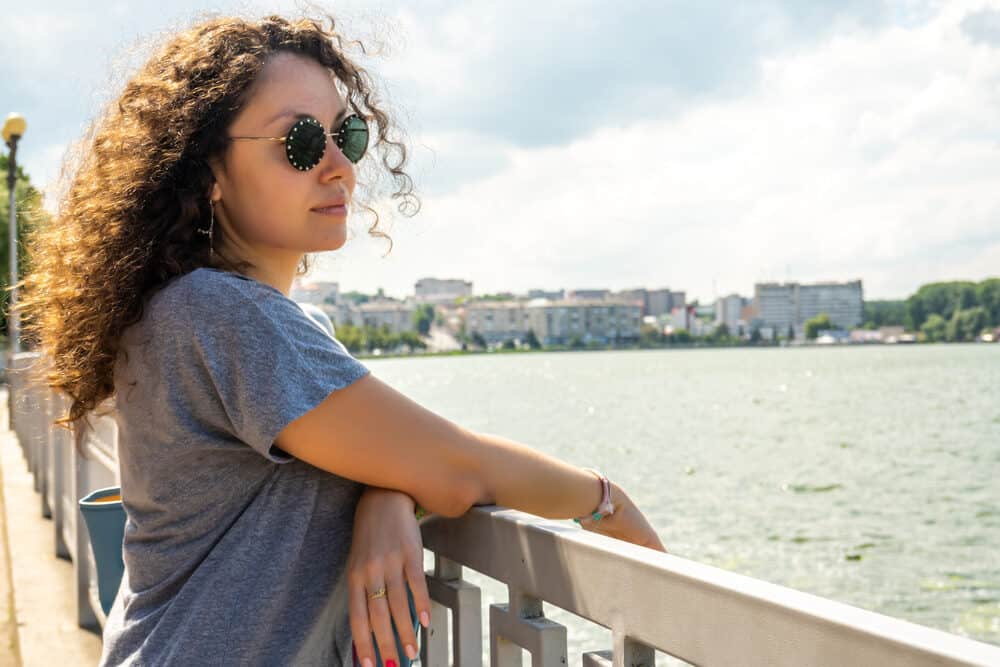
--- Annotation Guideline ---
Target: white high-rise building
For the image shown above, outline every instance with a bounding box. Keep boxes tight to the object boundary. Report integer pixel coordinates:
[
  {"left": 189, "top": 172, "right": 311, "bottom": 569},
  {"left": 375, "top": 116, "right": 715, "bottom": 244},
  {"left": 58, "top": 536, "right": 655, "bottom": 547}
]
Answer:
[
  {"left": 465, "top": 299, "right": 641, "bottom": 346},
  {"left": 755, "top": 280, "right": 863, "bottom": 339},
  {"left": 715, "top": 294, "right": 746, "bottom": 330},
  {"left": 414, "top": 278, "right": 473, "bottom": 303}
]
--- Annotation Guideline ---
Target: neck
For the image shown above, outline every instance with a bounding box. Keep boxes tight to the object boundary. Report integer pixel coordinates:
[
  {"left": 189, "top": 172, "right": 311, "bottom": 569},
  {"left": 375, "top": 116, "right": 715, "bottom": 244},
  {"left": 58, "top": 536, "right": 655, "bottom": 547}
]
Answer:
[
  {"left": 218, "top": 242, "right": 304, "bottom": 297},
  {"left": 245, "top": 256, "right": 303, "bottom": 297}
]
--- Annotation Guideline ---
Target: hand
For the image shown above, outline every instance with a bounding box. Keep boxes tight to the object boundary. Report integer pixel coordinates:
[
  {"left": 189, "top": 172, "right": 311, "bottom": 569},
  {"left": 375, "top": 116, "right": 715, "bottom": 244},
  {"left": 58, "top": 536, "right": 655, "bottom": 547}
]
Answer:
[
  {"left": 347, "top": 486, "right": 431, "bottom": 667},
  {"left": 576, "top": 482, "right": 668, "bottom": 553}
]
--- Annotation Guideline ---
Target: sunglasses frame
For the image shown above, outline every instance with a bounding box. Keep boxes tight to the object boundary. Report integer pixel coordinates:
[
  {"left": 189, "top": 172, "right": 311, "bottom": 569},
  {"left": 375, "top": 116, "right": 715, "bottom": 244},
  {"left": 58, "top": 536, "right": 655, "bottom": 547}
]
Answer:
[{"left": 228, "top": 113, "right": 369, "bottom": 170}]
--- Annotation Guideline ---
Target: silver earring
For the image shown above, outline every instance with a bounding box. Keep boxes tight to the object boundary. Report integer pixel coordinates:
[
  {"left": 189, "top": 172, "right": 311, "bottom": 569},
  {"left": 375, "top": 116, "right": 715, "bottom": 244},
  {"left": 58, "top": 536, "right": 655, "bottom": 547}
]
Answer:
[{"left": 197, "top": 199, "right": 215, "bottom": 260}]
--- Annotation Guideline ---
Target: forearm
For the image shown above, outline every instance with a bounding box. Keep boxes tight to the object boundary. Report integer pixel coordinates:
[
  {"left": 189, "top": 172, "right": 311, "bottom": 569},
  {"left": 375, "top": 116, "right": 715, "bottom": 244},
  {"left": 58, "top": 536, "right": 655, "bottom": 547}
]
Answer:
[{"left": 465, "top": 431, "right": 606, "bottom": 520}]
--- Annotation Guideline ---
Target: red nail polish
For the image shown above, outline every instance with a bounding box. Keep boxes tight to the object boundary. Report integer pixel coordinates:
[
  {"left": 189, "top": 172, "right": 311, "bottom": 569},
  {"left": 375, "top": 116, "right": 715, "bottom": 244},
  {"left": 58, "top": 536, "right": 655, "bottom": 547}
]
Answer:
[{"left": 387, "top": 661, "right": 397, "bottom": 667}]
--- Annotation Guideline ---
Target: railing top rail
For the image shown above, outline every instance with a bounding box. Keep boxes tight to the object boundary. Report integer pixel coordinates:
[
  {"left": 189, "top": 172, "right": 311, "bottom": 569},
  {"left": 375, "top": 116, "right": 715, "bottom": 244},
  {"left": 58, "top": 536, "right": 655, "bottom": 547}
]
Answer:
[{"left": 421, "top": 506, "right": 1000, "bottom": 667}]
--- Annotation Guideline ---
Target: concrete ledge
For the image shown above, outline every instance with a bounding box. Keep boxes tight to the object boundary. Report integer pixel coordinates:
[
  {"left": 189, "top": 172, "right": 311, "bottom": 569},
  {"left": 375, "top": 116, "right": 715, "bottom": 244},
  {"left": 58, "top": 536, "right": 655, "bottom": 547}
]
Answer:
[{"left": 0, "top": 386, "right": 102, "bottom": 666}]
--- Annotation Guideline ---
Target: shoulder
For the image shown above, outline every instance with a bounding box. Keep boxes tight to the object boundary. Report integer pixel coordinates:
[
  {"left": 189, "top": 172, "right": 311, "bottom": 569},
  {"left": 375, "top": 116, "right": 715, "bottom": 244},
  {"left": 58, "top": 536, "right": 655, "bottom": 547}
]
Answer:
[
  {"left": 148, "top": 268, "right": 285, "bottom": 321},
  {"left": 180, "top": 267, "right": 282, "bottom": 303}
]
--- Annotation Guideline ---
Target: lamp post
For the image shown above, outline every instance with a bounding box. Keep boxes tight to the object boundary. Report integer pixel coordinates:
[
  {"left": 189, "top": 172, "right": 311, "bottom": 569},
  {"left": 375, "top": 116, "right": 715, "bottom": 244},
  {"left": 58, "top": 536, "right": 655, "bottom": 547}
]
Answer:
[{"left": 3, "top": 112, "right": 27, "bottom": 358}]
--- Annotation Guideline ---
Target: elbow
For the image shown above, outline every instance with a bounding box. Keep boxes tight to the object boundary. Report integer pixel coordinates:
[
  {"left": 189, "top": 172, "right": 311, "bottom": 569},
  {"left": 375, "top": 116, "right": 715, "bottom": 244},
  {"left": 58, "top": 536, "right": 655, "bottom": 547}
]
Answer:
[
  {"left": 427, "top": 426, "right": 492, "bottom": 518},
  {"left": 437, "top": 474, "right": 488, "bottom": 519}
]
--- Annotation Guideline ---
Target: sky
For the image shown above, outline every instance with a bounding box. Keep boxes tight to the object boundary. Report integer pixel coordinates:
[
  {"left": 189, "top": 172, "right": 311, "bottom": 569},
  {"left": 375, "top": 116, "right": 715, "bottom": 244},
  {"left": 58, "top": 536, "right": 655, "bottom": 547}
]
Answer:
[{"left": 2, "top": 0, "right": 1000, "bottom": 302}]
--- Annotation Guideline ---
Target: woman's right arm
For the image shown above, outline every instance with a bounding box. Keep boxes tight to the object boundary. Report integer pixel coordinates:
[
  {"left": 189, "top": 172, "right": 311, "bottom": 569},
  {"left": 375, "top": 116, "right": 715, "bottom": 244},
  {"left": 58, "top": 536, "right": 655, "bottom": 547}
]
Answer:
[{"left": 274, "top": 373, "right": 664, "bottom": 550}]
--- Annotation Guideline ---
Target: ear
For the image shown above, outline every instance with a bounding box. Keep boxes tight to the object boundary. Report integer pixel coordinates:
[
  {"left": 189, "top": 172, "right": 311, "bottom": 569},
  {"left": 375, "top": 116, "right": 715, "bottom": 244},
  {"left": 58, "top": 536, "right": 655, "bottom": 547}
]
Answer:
[{"left": 205, "top": 155, "right": 225, "bottom": 202}]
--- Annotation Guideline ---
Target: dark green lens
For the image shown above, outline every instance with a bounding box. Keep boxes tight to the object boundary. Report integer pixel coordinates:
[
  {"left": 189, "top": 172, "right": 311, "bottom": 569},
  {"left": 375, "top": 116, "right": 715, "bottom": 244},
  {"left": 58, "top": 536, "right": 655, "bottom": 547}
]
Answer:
[
  {"left": 285, "top": 117, "right": 326, "bottom": 171},
  {"left": 336, "top": 115, "right": 369, "bottom": 163}
]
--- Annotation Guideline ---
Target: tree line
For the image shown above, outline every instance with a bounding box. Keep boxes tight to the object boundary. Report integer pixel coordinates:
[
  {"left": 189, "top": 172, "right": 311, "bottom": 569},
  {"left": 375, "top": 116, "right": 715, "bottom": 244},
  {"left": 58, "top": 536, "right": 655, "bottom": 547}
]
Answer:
[{"left": 864, "top": 279, "right": 1000, "bottom": 342}]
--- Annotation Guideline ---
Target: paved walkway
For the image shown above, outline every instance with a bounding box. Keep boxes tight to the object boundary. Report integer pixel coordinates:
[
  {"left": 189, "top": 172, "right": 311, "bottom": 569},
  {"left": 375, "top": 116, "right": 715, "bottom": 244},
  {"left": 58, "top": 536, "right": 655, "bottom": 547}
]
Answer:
[{"left": 0, "top": 385, "right": 103, "bottom": 666}]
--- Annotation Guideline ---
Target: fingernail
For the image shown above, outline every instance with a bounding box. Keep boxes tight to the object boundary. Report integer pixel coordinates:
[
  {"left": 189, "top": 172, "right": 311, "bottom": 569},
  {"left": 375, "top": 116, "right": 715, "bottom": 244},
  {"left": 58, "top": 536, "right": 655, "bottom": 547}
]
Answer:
[
  {"left": 405, "top": 643, "right": 417, "bottom": 659},
  {"left": 362, "top": 658, "right": 373, "bottom": 667},
  {"left": 386, "top": 660, "right": 398, "bottom": 667},
  {"left": 420, "top": 610, "right": 430, "bottom": 627}
]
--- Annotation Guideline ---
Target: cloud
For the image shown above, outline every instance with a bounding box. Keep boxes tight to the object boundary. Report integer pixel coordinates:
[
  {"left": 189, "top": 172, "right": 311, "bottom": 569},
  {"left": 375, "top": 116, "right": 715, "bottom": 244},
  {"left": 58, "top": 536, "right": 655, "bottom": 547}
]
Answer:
[
  {"left": 961, "top": 6, "right": 1000, "bottom": 44},
  {"left": 4, "top": 0, "right": 999, "bottom": 303},
  {"left": 322, "top": 0, "right": 1000, "bottom": 301}
]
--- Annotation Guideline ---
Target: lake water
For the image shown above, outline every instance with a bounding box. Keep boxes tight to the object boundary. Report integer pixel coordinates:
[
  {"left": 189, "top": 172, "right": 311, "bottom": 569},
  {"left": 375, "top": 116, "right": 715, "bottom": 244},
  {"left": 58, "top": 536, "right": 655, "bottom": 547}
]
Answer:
[{"left": 366, "top": 344, "right": 1000, "bottom": 661}]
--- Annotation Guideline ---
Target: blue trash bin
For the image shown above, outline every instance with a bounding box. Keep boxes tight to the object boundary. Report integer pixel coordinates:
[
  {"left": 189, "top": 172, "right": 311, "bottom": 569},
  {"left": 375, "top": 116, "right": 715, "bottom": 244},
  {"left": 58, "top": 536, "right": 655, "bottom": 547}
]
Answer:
[{"left": 78, "top": 485, "right": 127, "bottom": 616}]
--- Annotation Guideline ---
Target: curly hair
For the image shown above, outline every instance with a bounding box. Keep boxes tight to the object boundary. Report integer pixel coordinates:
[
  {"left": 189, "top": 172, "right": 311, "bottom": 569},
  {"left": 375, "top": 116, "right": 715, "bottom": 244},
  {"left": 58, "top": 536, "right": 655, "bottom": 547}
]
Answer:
[{"left": 13, "top": 12, "right": 419, "bottom": 433}]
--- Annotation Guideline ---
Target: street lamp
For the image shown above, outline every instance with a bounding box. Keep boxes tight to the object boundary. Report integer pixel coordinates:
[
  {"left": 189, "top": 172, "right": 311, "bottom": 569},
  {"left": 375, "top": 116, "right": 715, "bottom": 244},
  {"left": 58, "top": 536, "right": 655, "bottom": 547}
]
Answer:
[{"left": 3, "top": 112, "right": 27, "bottom": 356}]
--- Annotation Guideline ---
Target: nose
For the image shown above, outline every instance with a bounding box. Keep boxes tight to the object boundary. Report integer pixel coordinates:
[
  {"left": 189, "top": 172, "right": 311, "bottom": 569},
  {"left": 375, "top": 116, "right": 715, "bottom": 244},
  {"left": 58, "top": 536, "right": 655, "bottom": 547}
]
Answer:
[{"left": 316, "top": 133, "right": 354, "bottom": 180}]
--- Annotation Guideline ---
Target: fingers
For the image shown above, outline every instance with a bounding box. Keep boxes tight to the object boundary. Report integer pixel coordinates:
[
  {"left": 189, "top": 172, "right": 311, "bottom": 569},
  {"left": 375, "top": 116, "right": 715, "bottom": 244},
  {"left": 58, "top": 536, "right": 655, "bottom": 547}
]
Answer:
[
  {"left": 405, "top": 545, "right": 432, "bottom": 631},
  {"left": 385, "top": 573, "right": 419, "bottom": 661},
  {"left": 366, "top": 581, "right": 399, "bottom": 667},
  {"left": 348, "top": 576, "right": 376, "bottom": 667}
]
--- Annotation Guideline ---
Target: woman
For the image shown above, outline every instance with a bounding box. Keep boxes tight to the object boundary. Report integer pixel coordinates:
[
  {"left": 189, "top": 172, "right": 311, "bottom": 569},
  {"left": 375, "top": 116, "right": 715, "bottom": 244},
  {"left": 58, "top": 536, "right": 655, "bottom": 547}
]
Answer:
[{"left": 16, "top": 13, "right": 666, "bottom": 667}]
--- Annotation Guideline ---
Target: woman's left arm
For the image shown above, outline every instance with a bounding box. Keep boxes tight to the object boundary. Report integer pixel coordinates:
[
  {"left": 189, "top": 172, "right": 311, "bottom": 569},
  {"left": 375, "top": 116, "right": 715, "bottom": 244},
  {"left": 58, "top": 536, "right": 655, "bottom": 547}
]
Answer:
[{"left": 347, "top": 486, "right": 432, "bottom": 667}]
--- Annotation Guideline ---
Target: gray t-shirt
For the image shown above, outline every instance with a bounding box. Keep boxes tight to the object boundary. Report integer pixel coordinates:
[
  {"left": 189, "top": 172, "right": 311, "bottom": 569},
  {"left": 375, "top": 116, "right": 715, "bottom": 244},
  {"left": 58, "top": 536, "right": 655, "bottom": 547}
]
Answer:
[{"left": 100, "top": 267, "right": 371, "bottom": 666}]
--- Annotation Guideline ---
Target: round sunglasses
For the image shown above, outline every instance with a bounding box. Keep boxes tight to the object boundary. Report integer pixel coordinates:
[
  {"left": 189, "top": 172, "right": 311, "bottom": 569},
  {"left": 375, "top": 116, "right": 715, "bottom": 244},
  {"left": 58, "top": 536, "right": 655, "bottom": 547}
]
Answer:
[{"left": 229, "top": 113, "right": 369, "bottom": 170}]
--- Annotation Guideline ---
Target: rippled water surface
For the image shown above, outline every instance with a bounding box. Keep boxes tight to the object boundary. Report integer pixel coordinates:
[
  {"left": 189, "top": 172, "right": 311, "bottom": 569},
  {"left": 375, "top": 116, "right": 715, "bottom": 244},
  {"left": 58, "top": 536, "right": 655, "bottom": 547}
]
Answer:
[{"left": 366, "top": 344, "right": 1000, "bottom": 659}]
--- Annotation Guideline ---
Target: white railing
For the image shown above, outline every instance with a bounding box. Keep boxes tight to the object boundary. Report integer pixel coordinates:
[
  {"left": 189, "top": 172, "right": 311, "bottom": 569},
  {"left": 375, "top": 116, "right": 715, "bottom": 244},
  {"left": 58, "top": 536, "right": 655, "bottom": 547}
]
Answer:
[
  {"left": 8, "top": 351, "right": 119, "bottom": 631},
  {"left": 6, "top": 350, "right": 1000, "bottom": 666}
]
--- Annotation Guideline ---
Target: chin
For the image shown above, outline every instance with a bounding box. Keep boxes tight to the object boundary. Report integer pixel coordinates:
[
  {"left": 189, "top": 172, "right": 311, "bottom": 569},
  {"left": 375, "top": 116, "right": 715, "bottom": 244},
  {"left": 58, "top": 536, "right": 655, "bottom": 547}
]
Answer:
[{"left": 321, "top": 233, "right": 349, "bottom": 251}]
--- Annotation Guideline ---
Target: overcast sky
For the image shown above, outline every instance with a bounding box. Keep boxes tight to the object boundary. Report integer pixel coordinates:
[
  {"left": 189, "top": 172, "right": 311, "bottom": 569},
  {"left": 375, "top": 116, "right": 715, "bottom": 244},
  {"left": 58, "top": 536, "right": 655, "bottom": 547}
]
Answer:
[{"left": 3, "top": 0, "right": 1000, "bottom": 302}]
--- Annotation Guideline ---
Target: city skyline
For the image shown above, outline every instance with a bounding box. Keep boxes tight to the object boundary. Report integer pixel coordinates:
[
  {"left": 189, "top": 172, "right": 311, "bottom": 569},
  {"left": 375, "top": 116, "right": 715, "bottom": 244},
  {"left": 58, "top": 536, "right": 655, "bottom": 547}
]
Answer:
[
  {"left": 303, "top": 272, "right": 936, "bottom": 306},
  {"left": 4, "top": 1, "right": 1000, "bottom": 303}
]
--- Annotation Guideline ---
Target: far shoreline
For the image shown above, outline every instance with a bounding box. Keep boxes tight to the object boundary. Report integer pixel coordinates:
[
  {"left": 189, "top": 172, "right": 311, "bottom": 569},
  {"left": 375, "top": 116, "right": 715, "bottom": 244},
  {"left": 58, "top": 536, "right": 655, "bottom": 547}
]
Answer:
[{"left": 354, "top": 340, "right": 993, "bottom": 361}]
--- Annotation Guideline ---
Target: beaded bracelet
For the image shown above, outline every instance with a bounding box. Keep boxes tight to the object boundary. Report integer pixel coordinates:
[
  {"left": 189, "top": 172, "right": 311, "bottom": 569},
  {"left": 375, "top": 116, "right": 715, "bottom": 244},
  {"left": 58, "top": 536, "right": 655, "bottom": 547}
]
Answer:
[{"left": 572, "top": 468, "right": 615, "bottom": 524}]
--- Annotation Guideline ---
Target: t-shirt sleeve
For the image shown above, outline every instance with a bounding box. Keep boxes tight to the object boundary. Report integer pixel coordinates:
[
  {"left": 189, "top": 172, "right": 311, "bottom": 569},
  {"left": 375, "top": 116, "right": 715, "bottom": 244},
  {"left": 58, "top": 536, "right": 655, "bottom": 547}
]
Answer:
[{"left": 182, "top": 272, "right": 371, "bottom": 463}]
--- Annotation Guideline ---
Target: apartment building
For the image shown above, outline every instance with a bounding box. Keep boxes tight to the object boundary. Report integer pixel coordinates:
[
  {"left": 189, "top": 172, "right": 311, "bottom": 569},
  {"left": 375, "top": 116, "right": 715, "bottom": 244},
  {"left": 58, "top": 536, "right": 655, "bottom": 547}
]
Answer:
[
  {"left": 465, "top": 299, "right": 642, "bottom": 346},
  {"left": 755, "top": 280, "right": 864, "bottom": 339}
]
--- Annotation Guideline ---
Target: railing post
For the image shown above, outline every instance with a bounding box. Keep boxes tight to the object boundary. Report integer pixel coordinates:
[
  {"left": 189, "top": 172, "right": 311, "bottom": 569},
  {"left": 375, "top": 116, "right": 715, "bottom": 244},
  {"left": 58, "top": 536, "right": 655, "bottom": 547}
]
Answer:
[
  {"left": 422, "top": 554, "right": 483, "bottom": 667},
  {"left": 40, "top": 378, "right": 53, "bottom": 519},
  {"left": 489, "top": 585, "right": 567, "bottom": 667},
  {"left": 51, "top": 388, "right": 71, "bottom": 559},
  {"left": 73, "top": 414, "right": 100, "bottom": 632},
  {"left": 614, "top": 634, "right": 655, "bottom": 667}
]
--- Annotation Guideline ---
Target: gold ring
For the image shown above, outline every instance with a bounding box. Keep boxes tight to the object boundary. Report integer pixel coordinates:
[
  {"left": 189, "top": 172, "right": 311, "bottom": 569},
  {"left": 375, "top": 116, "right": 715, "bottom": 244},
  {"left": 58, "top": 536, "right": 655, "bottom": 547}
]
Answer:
[{"left": 367, "top": 586, "right": 387, "bottom": 600}]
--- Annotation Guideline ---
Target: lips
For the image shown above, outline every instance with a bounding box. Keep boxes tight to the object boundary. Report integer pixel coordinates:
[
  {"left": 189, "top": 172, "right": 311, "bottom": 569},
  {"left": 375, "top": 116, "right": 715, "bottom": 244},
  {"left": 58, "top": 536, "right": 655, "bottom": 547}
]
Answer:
[{"left": 311, "top": 199, "right": 347, "bottom": 210}]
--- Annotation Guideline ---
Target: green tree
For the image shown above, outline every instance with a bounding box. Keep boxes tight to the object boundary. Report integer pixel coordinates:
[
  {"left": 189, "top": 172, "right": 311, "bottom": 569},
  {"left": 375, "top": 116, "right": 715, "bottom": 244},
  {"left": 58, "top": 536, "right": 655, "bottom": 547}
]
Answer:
[
  {"left": 863, "top": 300, "right": 907, "bottom": 328},
  {"left": 638, "top": 323, "right": 663, "bottom": 348},
  {"left": 398, "top": 330, "right": 427, "bottom": 351},
  {"left": 668, "top": 328, "right": 692, "bottom": 344},
  {"left": 0, "top": 153, "right": 49, "bottom": 343},
  {"left": 475, "top": 292, "right": 515, "bottom": 302},
  {"left": 976, "top": 278, "right": 1000, "bottom": 328},
  {"left": 333, "top": 322, "right": 374, "bottom": 353},
  {"left": 524, "top": 329, "right": 541, "bottom": 349},
  {"left": 946, "top": 307, "right": 988, "bottom": 342},
  {"left": 412, "top": 303, "right": 435, "bottom": 335},
  {"left": 920, "top": 314, "right": 947, "bottom": 342},
  {"left": 340, "top": 291, "right": 371, "bottom": 305},
  {"left": 568, "top": 334, "right": 585, "bottom": 349},
  {"left": 906, "top": 281, "right": 978, "bottom": 330},
  {"left": 804, "top": 313, "right": 833, "bottom": 340}
]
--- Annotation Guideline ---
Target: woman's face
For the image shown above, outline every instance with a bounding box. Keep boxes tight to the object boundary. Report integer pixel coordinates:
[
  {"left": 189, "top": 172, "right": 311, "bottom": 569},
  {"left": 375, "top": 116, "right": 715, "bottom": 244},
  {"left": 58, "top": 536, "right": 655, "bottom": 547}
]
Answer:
[{"left": 209, "top": 51, "right": 357, "bottom": 270}]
